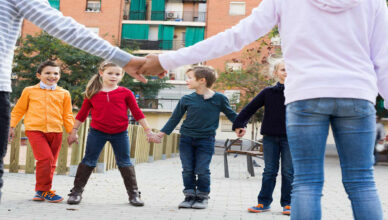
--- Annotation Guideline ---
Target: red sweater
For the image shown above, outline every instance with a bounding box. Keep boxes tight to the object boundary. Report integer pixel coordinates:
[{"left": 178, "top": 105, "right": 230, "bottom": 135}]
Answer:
[{"left": 76, "top": 87, "right": 145, "bottom": 134}]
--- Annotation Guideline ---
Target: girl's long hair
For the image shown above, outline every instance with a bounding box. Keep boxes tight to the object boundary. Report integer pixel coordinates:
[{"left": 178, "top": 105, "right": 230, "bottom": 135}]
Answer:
[{"left": 84, "top": 61, "right": 120, "bottom": 99}]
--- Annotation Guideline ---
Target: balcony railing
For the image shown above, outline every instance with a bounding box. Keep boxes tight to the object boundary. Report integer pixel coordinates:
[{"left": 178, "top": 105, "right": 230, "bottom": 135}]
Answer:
[
  {"left": 121, "top": 39, "right": 186, "bottom": 50},
  {"left": 123, "top": 10, "right": 206, "bottom": 22}
]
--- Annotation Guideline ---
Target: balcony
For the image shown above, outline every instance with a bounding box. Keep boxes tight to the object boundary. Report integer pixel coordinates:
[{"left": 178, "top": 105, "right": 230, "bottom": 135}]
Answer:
[
  {"left": 123, "top": 10, "right": 206, "bottom": 22},
  {"left": 121, "top": 39, "right": 185, "bottom": 50}
]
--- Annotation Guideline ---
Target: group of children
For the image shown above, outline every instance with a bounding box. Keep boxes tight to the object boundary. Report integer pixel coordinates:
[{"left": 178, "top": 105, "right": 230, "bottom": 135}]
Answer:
[{"left": 8, "top": 59, "right": 292, "bottom": 215}]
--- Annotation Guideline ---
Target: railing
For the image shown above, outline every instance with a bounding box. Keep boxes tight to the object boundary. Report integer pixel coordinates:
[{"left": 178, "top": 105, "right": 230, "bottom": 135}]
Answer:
[
  {"left": 5, "top": 118, "right": 180, "bottom": 176},
  {"left": 123, "top": 10, "right": 206, "bottom": 22},
  {"left": 121, "top": 39, "right": 186, "bottom": 50}
]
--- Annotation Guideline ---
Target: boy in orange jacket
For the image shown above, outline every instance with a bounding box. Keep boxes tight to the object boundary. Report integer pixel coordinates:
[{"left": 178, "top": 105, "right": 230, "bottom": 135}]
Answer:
[{"left": 9, "top": 60, "right": 74, "bottom": 203}]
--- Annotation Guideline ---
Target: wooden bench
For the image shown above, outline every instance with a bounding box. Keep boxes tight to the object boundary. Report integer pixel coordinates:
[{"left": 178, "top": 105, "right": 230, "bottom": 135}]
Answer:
[{"left": 224, "top": 138, "right": 264, "bottom": 178}]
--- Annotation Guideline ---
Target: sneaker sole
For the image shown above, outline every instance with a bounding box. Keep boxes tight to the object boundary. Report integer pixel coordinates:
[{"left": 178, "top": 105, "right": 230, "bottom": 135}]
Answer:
[
  {"left": 46, "top": 198, "right": 64, "bottom": 203},
  {"left": 32, "top": 197, "right": 44, "bottom": 202},
  {"left": 247, "top": 208, "right": 271, "bottom": 213},
  {"left": 282, "top": 211, "right": 291, "bottom": 215}
]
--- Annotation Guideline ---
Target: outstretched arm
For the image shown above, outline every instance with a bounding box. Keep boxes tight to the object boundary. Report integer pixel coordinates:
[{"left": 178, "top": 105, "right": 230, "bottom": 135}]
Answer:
[
  {"left": 139, "top": 0, "right": 279, "bottom": 74},
  {"left": 13, "top": 0, "right": 150, "bottom": 82}
]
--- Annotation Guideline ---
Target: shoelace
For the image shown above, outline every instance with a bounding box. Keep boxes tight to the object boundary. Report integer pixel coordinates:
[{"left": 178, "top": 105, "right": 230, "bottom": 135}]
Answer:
[
  {"left": 256, "top": 204, "right": 264, "bottom": 208},
  {"left": 42, "top": 190, "right": 56, "bottom": 198},
  {"left": 284, "top": 205, "right": 291, "bottom": 210}
]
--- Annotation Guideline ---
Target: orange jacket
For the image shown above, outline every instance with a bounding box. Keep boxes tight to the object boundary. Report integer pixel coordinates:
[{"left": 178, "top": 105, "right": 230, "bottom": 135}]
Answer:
[{"left": 11, "top": 84, "right": 74, "bottom": 133}]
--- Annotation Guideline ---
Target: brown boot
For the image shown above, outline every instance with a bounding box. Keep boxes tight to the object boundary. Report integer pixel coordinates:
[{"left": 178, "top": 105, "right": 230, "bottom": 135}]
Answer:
[
  {"left": 119, "top": 166, "right": 144, "bottom": 206},
  {"left": 67, "top": 163, "right": 94, "bottom": 205}
]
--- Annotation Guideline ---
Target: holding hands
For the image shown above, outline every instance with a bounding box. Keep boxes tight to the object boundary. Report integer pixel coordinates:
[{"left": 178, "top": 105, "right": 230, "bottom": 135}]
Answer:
[
  {"left": 234, "top": 128, "right": 246, "bottom": 138},
  {"left": 124, "top": 55, "right": 166, "bottom": 83},
  {"left": 146, "top": 131, "right": 165, "bottom": 144},
  {"left": 67, "top": 128, "right": 79, "bottom": 145}
]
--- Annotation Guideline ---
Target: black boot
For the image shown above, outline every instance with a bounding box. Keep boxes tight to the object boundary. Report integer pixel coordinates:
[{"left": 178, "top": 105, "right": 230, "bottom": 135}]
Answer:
[
  {"left": 119, "top": 166, "right": 144, "bottom": 206},
  {"left": 67, "top": 163, "right": 94, "bottom": 205}
]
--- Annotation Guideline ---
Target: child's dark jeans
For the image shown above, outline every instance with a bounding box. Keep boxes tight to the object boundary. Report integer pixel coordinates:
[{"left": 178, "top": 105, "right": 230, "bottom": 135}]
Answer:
[
  {"left": 81, "top": 128, "right": 132, "bottom": 168},
  {"left": 0, "top": 92, "right": 10, "bottom": 200},
  {"left": 179, "top": 134, "right": 215, "bottom": 196}
]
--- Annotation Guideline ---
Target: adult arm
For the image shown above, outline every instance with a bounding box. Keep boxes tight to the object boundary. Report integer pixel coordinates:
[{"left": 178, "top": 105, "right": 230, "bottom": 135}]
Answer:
[
  {"left": 139, "top": 0, "right": 279, "bottom": 74},
  {"left": 13, "top": 0, "right": 148, "bottom": 82}
]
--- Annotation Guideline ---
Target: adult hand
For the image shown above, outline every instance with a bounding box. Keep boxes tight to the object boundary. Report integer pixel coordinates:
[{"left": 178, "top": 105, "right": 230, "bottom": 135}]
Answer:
[
  {"left": 138, "top": 54, "right": 166, "bottom": 77},
  {"left": 123, "top": 56, "right": 148, "bottom": 83},
  {"left": 235, "top": 128, "right": 246, "bottom": 138}
]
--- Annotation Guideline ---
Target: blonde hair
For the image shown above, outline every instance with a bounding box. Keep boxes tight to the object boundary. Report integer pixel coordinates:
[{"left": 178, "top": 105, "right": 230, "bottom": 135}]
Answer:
[
  {"left": 84, "top": 61, "right": 121, "bottom": 99},
  {"left": 270, "top": 58, "right": 285, "bottom": 77},
  {"left": 186, "top": 66, "right": 217, "bottom": 88}
]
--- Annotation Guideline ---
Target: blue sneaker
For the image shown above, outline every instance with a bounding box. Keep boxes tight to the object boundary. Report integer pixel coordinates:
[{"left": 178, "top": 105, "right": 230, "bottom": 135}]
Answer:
[
  {"left": 248, "top": 204, "right": 270, "bottom": 213},
  {"left": 36, "top": 190, "right": 63, "bottom": 203},
  {"left": 32, "top": 192, "right": 44, "bottom": 201},
  {"left": 282, "top": 205, "right": 291, "bottom": 215}
]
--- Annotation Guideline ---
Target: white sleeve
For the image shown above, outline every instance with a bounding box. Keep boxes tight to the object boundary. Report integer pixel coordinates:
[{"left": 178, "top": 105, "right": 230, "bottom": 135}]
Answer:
[
  {"left": 14, "top": 0, "right": 132, "bottom": 67},
  {"left": 159, "top": 0, "right": 279, "bottom": 70},
  {"left": 371, "top": 0, "right": 388, "bottom": 109}
]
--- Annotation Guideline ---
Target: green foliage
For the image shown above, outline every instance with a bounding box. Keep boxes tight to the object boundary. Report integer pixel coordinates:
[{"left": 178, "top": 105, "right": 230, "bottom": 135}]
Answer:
[{"left": 12, "top": 32, "right": 170, "bottom": 107}]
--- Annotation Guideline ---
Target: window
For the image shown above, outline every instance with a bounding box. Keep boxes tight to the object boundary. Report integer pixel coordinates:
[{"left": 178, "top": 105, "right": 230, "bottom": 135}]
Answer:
[
  {"left": 224, "top": 90, "right": 240, "bottom": 104},
  {"left": 86, "top": 0, "right": 101, "bottom": 12},
  {"left": 229, "top": 2, "right": 246, "bottom": 16}
]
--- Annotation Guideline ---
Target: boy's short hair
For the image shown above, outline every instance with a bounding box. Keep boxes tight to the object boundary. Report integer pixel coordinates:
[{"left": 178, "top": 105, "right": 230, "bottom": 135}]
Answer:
[
  {"left": 37, "top": 60, "right": 60, "bottom": 74},
  {"left": 186, "top": 66, "right": 216, "bottom": 88}
]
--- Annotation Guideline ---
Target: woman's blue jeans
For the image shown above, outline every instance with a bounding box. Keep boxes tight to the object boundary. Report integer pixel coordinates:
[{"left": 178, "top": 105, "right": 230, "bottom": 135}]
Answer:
[
  {"left": 258, "top": 135, "right": 293, "bottom": 207},
  {"left": 286, "top": 98, "right": 382, "bottom": 220},
  {"left": 81, "top": 128, "right": 132, "bottom": 168}
]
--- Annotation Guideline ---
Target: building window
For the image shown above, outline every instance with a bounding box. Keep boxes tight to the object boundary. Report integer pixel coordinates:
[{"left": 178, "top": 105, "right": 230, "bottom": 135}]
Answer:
[
  {"left": 226, "top": 62, "right": 242, "bottom": 72},
  {"left": 229, "top": 2, "right": 246, "bottom": 16},
  {"left": 86, "top": 0, "right": 101, "bottom": 12}
]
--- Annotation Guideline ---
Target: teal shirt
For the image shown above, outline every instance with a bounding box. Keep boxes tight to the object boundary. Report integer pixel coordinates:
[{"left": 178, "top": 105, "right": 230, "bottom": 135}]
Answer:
[{"left": 161, "top": 92, "right": 237, "bottom": 138}]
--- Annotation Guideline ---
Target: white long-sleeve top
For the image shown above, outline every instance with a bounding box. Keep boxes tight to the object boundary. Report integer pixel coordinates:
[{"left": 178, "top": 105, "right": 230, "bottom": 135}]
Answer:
[
  {"left": 159, "top": 0, "right": 388, "bottom": 108},
  {"left": 0, "top": 0, "right": 133, "bottom": 92}
]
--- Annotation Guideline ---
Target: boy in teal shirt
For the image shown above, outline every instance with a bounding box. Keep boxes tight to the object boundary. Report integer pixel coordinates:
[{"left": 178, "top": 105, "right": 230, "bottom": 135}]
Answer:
[{"left": 152, "top": 66, "right": 237, "bottom": 209}]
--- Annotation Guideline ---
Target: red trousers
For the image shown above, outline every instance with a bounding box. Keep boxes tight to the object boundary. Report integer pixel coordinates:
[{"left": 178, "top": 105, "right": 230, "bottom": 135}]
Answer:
[{"left": 25, "top": 131, "right": 62, "bottom": 191}]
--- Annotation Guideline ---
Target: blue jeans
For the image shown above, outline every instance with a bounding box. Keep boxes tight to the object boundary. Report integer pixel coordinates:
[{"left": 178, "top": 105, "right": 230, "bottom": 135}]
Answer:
[
  {"left": 0, "top": 92, "right": 10, "bottom": 200},
  {"left": 81, "top": 128, "right": 132, "bottom": 168},
  {"left": 286, "top": 98, "right": 382, "bottom": 220},
  {"left": 258, "top": 135, "right": 293, "bottom": 207},
  {"left": 179, "top": 135, "right": 215, "bottom": 195}
]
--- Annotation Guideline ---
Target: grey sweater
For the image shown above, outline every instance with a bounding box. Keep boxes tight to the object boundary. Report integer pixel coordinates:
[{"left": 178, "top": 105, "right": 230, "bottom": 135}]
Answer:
[{"left": 0, "top": 0, "right": 133, "bottom": 92}]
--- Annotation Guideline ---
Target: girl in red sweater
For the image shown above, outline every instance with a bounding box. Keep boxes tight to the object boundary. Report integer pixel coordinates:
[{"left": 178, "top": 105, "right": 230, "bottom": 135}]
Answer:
[{"left": 66, "top": 61, "right": 154, "bottom": 206}]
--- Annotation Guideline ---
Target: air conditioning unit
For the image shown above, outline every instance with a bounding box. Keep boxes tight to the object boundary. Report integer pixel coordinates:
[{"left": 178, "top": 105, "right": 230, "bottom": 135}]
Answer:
[{"left": 166, "top": 12, "right": 176, "bottom": 19}]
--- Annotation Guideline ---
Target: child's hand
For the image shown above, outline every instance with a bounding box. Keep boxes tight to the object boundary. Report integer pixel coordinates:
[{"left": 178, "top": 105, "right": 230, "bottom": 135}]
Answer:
[
  {"left": 235, "top": 128, "right": 246, "bottom": 138},
  {"left": 67, "top": 129, "right": 79, "bottom": 145},
  {"left": 8, "top": 127, "right": 15, "bottom": 143}
]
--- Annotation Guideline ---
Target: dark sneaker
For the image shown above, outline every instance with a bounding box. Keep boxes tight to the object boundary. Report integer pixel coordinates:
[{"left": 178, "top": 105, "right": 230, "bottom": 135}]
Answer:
[
  {"left": 282, "top": 205, "right": 291, "bottom": 215},
  {"left": 36, "top": 190, "right": 63, "bottom": 203},
  {"left": 247, "top": 204, "right": 271, "bottom": 213},
  {"left": 191, "top": 196, "right": 208, "bottom": 209},
  {"left": 178, "top": 196, "right": 195, "bottom": 208},
  {"left": 32, "top": 192, "right": 44, "bottom": 201}
]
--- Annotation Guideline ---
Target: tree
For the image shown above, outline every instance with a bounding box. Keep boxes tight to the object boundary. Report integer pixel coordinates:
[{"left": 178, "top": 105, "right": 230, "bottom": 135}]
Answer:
[
  {"left": 215, "top": 33, "right": 279, "bottom": 140},
  {"left": 12, "top": 32, "right": 171, "bottom": 108}
]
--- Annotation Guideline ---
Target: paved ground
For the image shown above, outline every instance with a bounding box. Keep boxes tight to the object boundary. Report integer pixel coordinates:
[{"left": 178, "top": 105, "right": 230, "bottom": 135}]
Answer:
[{"left": 0, "top": 155, "right": 387, "bottom": 220}]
